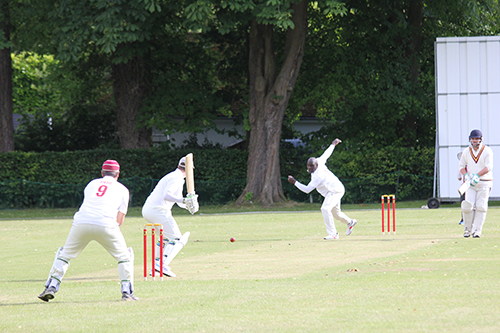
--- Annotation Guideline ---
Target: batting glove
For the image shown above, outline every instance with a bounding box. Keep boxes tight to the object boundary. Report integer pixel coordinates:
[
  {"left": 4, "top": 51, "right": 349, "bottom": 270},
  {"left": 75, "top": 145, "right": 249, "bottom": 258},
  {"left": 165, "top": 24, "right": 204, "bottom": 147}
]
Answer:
[
  {"left": 470, "top": 173, "right": 480, "bottom": 186},
  {"left": 184, "top": 194, "right": 199, "bottom": 215},
  {"left": 464, "top": 173, "right": 471, "bottom": 183}
]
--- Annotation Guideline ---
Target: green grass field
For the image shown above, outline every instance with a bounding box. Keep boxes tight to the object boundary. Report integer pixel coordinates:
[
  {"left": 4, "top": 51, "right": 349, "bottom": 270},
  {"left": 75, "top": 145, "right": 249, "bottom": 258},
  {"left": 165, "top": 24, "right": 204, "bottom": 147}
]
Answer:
[{"left": 1, "top": 203, "right": 499, "bottom": 332}]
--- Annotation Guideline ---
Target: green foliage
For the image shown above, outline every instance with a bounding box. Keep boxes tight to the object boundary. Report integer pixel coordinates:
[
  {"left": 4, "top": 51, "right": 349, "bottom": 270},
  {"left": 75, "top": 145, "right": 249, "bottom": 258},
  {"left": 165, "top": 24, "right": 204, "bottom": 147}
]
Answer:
[
  {"left": 183, "top": 0, "right": 346, "bottom": 33},
  {"left": 49, "top": 0, "right": 160, "bottom": 63},
  {"left": 140, "top": 29, "right": 242, "bottom": 135},
  {"left": 12, "top": 52, "right": 118, "bottom": 152},
  {"left": 289, "top": 1, "right": 434, "bottom": 149},
  {"left": 244, "top": 191, "right": 253, "bottom": 201},
  {"left": 11, "top": 52, "right": 60, "bottom": 117}
]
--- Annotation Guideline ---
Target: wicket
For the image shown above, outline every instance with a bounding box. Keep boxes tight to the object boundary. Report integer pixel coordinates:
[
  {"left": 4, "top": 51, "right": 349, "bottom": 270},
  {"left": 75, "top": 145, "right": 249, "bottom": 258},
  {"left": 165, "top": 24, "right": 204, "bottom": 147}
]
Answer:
[
  {"left": 143, "top": 223, "right": 164, "bottom": 281},
  {"left": 381, "top": 195, "right": 396, "bottom": 234}
]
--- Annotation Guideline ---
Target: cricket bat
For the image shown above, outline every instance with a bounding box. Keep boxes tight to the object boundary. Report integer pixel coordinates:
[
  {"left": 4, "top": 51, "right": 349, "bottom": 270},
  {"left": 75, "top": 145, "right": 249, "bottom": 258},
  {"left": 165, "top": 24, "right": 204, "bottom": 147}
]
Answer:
[
  {"left": 458, "top": 181, "right": 470, "bottom": 195},
  {"left": 185, "top": 153, "right": 195, "bottom": 195}
]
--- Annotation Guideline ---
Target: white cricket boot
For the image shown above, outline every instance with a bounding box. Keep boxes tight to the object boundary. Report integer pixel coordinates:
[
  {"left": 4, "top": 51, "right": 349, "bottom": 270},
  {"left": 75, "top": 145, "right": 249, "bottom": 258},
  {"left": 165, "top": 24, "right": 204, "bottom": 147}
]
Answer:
[
  {"left": 324, "top": 233, "right": 339, "bottom": 240},
  {"left": 346, "top": 219, "right": 357, "bottom": 236},
  {"left": 155, "top": 258, "right": 176, "bottom": 278}
]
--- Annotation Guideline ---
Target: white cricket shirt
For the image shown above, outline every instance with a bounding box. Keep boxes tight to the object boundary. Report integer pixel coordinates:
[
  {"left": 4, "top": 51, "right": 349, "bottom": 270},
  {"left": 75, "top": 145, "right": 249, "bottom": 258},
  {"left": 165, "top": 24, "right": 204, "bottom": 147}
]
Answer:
[
  {"left": 73, "top": 176, "right": 129, "bottom": 227},
  {"left": 458, "top": 143, "right": 494, "bottom": 181},
  {"left": 144, "top": 168, "right": 185, "bottom": 209},
  {"left": 295, "top": 144, "right": 344, "bottom": 197}
]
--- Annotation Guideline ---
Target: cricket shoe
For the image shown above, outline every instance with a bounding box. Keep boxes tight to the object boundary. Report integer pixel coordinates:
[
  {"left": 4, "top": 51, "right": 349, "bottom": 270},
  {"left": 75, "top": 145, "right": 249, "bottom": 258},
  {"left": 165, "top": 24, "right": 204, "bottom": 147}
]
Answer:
[
  {"left": 155, "top": 259, "right": 176, "bottom": 278},
  {"left": 38, "top": 286, "right": 56, "bottom": 302},
  {"left": 122, "top": 292, "right": 139, "bottom": 301},
  {"left": 346, "top": 219, "right": 357, "bottom": 236},
  {"left": 472, "top": 233, "right": 481, "bottom": 238},
  {"left": 463, "top": 231, "right": 471, "bottom": 238},
  {"left": 324, "top": 233, "right": 339, "bottom": 240}
]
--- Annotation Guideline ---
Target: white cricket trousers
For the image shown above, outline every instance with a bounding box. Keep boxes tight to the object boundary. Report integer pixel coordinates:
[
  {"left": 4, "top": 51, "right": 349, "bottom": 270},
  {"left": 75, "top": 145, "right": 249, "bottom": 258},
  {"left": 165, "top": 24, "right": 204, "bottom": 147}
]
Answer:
[
  {"left": 49, "top": 223, "right": 133, "bottom": 283},
  {"left": 142, "top": 204, "right": 182, "bottom": 240},
  {"left": 462, "top": 181, "right": 492, "bottom": 236},
  {"left": 321, "top": 189, "right": 352, "bottom": 236}
]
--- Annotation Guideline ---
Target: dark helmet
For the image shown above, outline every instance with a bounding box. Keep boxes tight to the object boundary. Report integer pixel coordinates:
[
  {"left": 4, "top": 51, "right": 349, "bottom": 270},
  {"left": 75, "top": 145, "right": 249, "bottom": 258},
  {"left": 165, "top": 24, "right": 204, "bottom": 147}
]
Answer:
[{"left": 469, "top": 129, "right": 483, "bottom": 139}]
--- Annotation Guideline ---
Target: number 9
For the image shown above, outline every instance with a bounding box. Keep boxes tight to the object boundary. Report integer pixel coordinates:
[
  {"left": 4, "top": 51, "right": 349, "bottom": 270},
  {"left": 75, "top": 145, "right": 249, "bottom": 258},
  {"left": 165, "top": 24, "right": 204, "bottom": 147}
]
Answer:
[{"left": 97, "top": 185, "right": 108, "bottom": 197}]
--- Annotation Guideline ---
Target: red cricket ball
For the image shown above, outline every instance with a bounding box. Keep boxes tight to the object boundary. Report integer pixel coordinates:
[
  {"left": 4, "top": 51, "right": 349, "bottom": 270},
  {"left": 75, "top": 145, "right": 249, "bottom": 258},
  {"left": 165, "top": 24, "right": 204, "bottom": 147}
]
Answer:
[{"left": 230, "top": 237, "right": 236, "bottom": 242}]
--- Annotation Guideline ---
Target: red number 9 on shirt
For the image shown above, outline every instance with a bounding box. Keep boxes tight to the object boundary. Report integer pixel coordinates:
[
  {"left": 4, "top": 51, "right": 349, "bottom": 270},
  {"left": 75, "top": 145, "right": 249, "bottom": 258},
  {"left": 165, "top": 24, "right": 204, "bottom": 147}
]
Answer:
[{"left": 97, "top": 185, "right": 108, "bottom": 197}]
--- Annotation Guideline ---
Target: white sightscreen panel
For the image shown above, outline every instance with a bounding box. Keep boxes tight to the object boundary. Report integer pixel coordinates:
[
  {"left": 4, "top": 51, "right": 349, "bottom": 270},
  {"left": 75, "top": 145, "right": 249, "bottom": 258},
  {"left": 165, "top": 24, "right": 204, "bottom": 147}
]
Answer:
[
  {"left": 437, "top": 95, "right": 461, "bottom": 146},
  {"left": 492, "top": 146, "right": 500, "bottom": 199},
  {"left": 438, "top": 147, "right": 463, "bottom": 199},
  {"left": 485, "top": 94, "right": 500, "bottom": 144},
  {"left": 464, "top": 41, "right": 481, "bottom": 93},
  {"left": 459, "top": 42, "right": 467, "bottom": 93},
  {"left": 445, "top": 42, "right": 461, "bottom": 94},
  {"left": 437, "top": 93, "right": 500, "bottom": 200},
  {"left": 436, "top": 37, "right": 500, "bottom": 200},
  {"left": 464, "top": 94, "right": 483, "bottom": 140},
  {"left": 480, "top": 94, "right": 489, "bottom": 143},
  {"left": 486, "top": 41, "right": 500, "bottom": 92},
  {"left": 436, "top": 42, "right": 448, "bottom": 94},
  {"left": 459, "top": 95, "right": 470, "bottom": 141},
  {"left": 436, "top": 38, "right": 500, "bottom": 94}
]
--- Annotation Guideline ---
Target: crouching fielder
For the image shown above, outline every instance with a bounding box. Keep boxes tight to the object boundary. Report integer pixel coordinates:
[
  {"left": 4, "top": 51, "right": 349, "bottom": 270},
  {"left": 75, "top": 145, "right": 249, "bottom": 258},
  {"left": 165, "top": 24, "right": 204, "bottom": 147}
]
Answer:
[
  {"left": 459, "top": 129, "right": 494, "bottom": 238},
  {"left": 38, "top": 160, "right": 137, "bottom": 302},
  {"left": 142, "top": 155, "right": 198, "bottom": 278},
  {"left": 288, "top": 139, "right": 357, "bottom": 240}
]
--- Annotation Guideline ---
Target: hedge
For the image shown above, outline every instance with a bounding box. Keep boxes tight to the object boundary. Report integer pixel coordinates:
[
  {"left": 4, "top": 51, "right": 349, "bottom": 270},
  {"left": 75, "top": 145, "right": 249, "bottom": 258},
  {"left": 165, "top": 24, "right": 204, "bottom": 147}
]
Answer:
[{"left": 0, "top": 146, "right": 434, "bottom": 209}]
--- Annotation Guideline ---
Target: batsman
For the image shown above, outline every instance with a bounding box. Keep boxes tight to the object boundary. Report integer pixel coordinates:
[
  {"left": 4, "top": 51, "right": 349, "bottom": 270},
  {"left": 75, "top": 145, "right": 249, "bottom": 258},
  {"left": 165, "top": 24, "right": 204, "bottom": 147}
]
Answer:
[
  {"left": 142, "top": 154, "right": 199, "bottom": 278},
  {"left": 458, "top": 129, "right": 494, "bottom": 238}
]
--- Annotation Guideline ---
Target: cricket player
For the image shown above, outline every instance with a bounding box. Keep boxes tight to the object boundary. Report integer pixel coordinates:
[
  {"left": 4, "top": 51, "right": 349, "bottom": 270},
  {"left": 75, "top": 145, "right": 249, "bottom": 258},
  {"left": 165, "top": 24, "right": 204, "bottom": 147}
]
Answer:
[
  {"left": 142, "top": 156, "right": 198, "bottom": 278},
  {"left": 288, "top": 138, "right": 357, "bottom": 240},
  {"left": 38, "top": 160, "right": 137, "bottom": 302},
  {"left": 459, "top": 129, "right": 493, "bottom": 238}
]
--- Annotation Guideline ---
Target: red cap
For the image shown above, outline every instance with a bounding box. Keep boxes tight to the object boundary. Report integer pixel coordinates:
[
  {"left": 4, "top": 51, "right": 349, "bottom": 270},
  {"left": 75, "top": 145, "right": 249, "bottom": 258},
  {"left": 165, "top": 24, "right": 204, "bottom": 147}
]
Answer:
[{"left": 102, "top": 160, "right": 120, "bottom": 172}]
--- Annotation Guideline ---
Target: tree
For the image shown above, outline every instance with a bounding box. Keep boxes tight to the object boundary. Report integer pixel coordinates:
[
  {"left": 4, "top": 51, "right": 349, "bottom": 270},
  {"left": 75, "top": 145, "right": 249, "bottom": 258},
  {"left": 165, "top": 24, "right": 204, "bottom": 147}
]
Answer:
[
  {"left": 0, "top": 0, "right": 15, "bottom": 152},
  {"left": 182, "top": 0, "right": 346, "bottom": 205}
]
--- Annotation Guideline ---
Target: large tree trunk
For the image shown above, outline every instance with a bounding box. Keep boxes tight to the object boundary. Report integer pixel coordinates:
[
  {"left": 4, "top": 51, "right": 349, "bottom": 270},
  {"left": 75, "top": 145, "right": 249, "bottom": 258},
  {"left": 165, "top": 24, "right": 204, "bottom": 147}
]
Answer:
[
  {"left": 0, "top": 0, "right": 15, "bottom": 152},
  {"left": 112, "top": 57, "right": 150, "bottom": 149},
  {"left": 236, "top": 0, "right": 308, "bottom": 206}
]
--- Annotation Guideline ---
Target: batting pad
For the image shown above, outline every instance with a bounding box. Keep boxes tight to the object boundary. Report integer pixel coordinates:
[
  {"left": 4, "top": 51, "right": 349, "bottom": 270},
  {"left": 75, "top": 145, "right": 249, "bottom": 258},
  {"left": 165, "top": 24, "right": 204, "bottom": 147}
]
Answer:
[
  {"left": 461, "top": 200, "right": 474, "bottom": 213},
  {"left": 118, "top": 247, "right": 134, "bottom": 288},
  {"left": 162, "top": 231, "right": 190, "bottom": 266}
]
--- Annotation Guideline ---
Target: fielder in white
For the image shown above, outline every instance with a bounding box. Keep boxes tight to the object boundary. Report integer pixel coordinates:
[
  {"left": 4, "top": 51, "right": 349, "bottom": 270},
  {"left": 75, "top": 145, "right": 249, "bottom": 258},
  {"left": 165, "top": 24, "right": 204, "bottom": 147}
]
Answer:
[
  {"left": 459, "top": 129, "right": 494, "bottom": 238},
  {"left": 38, "top": 160, "right": 137, "bottom": 302},
  {"left": 142, "top": 156, "right": 199, "bottom": 278},
  {"left": 288, "top": 138, "right": 357, "bottom": 240}
]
